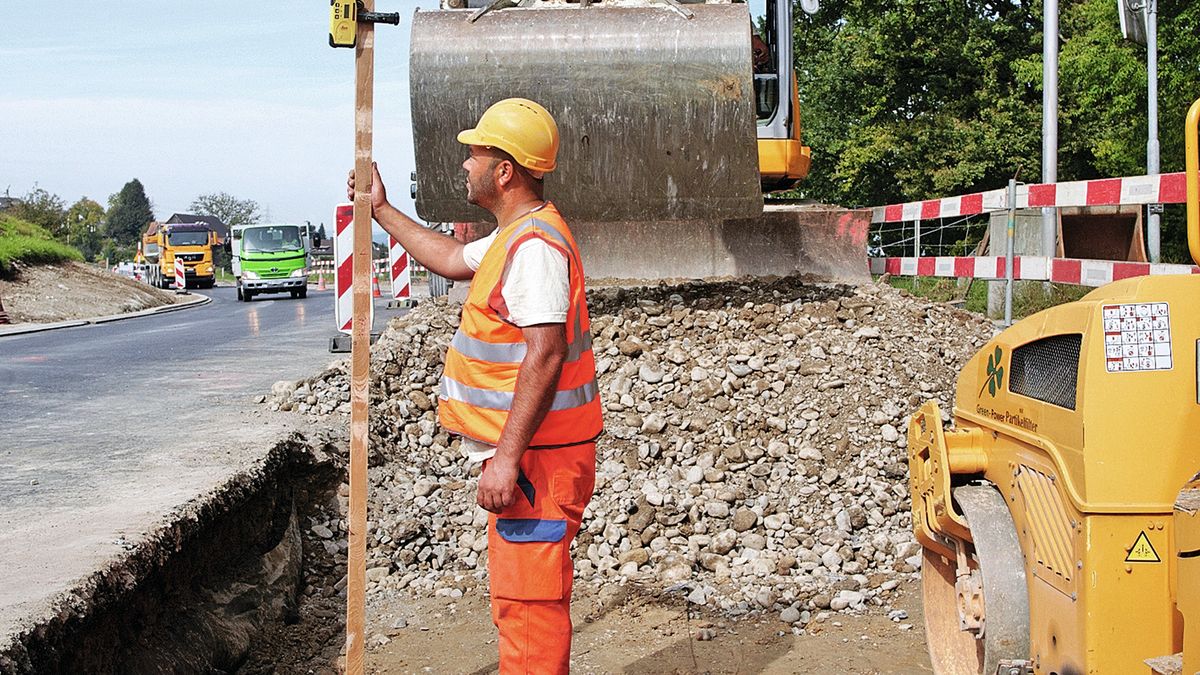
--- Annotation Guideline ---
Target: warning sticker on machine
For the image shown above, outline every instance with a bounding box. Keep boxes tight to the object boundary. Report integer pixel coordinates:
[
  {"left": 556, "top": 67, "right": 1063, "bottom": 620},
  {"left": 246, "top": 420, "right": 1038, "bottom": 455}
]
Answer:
[
  {"left": 1102, "top": 302, "right": 1172, "bottom": 373},
  {"left": 1125, "top": 531, "right": 1161, "bottom": 563}
]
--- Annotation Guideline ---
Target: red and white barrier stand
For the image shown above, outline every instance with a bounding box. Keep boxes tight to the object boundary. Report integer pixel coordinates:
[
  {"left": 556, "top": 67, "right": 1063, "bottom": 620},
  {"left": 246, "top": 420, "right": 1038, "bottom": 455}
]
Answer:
[
  {"left": 331, "top": 204, "right": 376, "bottom": 353},
  {"left": 386, "top": 236, "right": 414, "bottom": 308},
  {"left": 870, "top": 171, "right": 1188, "bottom": 224},
  {"left": 869, "top": 255, "right": 1199, "bottom": 286},
  {"left": 174, "top": 257, "right": 187, "bottom": 294},
  {"left": 867, "top": 171, "right": 1194, "bottom": 325}
]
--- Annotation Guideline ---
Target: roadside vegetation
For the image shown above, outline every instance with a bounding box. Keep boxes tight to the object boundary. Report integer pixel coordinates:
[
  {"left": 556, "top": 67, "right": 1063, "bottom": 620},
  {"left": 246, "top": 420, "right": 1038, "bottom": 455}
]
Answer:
[
  {"left": 0, "top": 215, "right": 83, "bottom": 278},
  {"left": 883, "top": 275, "right": 1093, "bottom": 321},
  {"left": 2, "top": 182, "right": 263, "bottom": 277}
]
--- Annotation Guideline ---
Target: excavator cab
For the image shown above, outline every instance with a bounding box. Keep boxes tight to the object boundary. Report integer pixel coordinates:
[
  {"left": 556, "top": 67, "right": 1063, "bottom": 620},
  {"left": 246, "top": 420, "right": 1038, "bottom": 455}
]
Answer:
[
  {"left": 408, "top": 0, "right": 810, "bottom": 224},
  {"left": 750, "top": 0, "right": 811, "bottom": 192}
]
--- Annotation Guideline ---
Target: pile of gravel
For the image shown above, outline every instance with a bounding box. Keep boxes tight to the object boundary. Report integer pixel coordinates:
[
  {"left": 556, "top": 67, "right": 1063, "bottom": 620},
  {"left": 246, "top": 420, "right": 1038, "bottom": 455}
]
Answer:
[{"left": 269, "top": 276, "right": 993, "bottom": 624}]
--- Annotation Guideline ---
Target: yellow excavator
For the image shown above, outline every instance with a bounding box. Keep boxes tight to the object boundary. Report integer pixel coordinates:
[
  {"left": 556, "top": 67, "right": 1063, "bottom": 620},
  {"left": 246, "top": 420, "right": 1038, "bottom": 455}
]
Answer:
[
  {"left": 908, "top": 97, "right": 1200, "bottom": 674},
  {"left": 407, "top": 0, "right": 870, "bottom": 282}
]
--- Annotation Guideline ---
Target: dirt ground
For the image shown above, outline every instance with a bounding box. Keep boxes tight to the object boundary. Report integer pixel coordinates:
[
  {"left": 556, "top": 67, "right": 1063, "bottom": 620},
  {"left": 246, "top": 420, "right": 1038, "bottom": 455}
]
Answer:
[
  {"left": 363, "top": 582, "right": 932, "bottom": 674},
  {"left": 0, "top": 262, "right": 183, "bottom": 323},
  {"left": 245, "top": 571, "right": 932, "bottom": 674}
]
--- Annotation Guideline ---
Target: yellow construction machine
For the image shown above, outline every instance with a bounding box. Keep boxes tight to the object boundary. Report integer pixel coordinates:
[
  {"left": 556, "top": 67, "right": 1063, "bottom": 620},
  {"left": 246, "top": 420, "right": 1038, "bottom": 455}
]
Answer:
[
  {"left": 405, "top": 0, "right": 872, "bottom": 283},
  {"left": 410, "top": 0, "right": 811, "bottom": 223},
  {"left": 908, "top": 97, "right": 1200, "bottom": 674}
]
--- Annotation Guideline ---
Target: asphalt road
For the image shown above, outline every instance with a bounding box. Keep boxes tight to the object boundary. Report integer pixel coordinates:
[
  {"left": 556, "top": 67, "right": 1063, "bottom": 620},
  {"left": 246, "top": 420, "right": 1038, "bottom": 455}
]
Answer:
[{"left": 0, "top": 286, "right": 405, "bottom": 643}]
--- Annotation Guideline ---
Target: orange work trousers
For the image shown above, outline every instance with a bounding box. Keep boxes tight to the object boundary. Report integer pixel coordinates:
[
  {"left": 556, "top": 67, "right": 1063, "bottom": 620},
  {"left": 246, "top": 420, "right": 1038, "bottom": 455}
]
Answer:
[{"left": 486, "top": 442, "right": 596, "bottom": 675}]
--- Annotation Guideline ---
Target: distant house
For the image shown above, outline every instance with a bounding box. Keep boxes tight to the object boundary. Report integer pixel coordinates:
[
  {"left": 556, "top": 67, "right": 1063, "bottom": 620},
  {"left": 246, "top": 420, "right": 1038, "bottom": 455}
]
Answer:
[
  {"left": 166, "top": 213, "right": 229, "bottom": 243},
  {"left": 0, "top": 196, "right": 19, "bottom": 212}
]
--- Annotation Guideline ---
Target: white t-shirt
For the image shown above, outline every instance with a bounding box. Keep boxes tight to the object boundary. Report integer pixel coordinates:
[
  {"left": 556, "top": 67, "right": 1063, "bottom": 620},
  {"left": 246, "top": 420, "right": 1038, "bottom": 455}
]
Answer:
[
  {"left": 458, "top": 223, "right": 570, "bottom": 464},
  {"left": 461, "top": 227, "right": 569, "bottom": 326}
]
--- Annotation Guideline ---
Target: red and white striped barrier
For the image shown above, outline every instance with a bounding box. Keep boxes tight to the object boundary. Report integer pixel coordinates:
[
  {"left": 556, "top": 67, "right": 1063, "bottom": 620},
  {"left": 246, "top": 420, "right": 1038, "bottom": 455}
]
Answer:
[
  {"left": 334, "top": 204, "right": 374, "bottom": 334},
  {"left": 871, "top": 172, "right": 1188, "bottom": 224},
  {"left": 870, "top": 255, "right": 1200, "bottom": 287},
  {"left": 388, "top": 236, "right": 411, "bottom": 302},
  {"left": 174, "top": 257, "right": 186, "bottom": 292}
]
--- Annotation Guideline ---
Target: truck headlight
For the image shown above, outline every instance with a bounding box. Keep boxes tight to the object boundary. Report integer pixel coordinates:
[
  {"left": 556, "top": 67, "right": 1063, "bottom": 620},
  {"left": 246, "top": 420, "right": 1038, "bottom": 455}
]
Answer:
[
  {"left": 290, "top": 267, "right": 309, "bottom": 278},
  {"left": 242, "top": 270, "right": 259, "bottom": 280}
]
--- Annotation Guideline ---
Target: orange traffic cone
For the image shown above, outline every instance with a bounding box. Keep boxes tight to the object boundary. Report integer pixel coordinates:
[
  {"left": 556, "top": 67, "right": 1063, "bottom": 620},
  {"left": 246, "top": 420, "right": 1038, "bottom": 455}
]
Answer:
[
  {"left": 372, "top": 274, "right": 382, "bottom": 298},
  {"left": 317, "top": 272, "right": 327, "bottom": 292}
]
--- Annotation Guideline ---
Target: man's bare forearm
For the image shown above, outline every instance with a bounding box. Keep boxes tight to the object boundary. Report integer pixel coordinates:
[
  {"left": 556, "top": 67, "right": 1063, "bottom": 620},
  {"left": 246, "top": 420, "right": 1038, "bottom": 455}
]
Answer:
[
  {"left": 493, "top": 341, "right": 566, "bottom": 467},
  {"left": 374, "top": 203, "right": 474, "bottom": 280}
]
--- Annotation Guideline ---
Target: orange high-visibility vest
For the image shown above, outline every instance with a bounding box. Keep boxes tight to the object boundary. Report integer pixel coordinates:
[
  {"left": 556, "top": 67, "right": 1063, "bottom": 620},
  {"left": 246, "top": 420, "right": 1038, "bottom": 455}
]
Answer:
[{"left": 438, "top": 202, "right": 603, "bottom": 448}]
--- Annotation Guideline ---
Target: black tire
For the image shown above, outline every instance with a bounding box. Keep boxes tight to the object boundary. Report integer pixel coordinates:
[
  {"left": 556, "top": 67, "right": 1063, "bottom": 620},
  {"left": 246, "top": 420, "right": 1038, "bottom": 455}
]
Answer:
[
  {"left": 244, "top": 289, "right": 255, "bottom": 301},
  {"left": 297, "top": 287, "right": 307, "bottom": 299},
  {"left": 236, "top": 286, "right": 244, "bottom": 302},
  {"left": 289, "top": 290, "right": 298, "bottom": 299}
]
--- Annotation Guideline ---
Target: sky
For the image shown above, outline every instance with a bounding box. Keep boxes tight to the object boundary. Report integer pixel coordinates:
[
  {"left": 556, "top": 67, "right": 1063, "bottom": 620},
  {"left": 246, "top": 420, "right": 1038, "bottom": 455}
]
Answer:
[{"left": 1, "top": 1, "right": 439, "bottom": 237}]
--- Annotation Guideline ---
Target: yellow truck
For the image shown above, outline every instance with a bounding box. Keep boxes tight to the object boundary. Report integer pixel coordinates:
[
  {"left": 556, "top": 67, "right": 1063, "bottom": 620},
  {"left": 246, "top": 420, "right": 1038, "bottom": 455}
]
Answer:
[{"left": 141, "top": 221, "right": 217, "bottom": 289}]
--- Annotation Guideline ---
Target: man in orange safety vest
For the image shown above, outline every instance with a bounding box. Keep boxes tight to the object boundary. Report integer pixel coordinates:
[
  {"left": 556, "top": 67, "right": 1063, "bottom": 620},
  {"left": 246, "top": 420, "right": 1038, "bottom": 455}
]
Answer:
[{"left": 347, "top": 98, "right": 603, "bottom": 674}]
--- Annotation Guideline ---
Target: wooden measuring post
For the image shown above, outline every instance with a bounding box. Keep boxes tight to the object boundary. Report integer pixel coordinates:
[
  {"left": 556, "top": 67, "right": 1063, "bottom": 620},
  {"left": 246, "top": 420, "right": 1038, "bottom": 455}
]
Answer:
[{"left": 347, "top": 4, "right": 375, "bottom": 673}]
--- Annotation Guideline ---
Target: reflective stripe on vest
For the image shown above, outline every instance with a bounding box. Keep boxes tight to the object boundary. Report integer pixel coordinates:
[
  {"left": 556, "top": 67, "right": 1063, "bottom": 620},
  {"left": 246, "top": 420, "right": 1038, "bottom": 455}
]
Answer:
[
  {"left": 450, "top": 317, "right": 594, "bottom": 364},
  {"left": 439, "top": 375, "right": 598, "bottom": 412}
]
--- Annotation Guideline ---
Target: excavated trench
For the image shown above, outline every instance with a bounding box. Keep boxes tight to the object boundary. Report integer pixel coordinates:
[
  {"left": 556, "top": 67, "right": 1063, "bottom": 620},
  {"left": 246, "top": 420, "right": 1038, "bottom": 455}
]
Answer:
[{"left": 0, "top": 432, "right": 345, "bottom": 674}]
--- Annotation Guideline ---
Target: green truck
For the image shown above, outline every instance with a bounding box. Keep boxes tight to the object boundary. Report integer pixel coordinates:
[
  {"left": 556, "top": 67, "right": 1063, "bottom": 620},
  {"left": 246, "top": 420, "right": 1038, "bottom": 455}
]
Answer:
[{"left": 230, "top": 223, "right": 319, "bottom": 301}]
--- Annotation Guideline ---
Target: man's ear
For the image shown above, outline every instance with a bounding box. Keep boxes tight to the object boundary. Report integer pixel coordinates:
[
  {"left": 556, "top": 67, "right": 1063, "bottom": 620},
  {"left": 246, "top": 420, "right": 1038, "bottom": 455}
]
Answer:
[{"left": 495, "top": 159, "right": 516, "bottom": 189}]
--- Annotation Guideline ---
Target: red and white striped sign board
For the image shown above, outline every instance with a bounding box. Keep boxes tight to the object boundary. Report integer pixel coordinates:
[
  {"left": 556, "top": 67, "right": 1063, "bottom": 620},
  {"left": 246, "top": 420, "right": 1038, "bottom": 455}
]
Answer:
[
  {"left": 174, "top": 257, "right": 186, "bottom": 290},
  {"left": 871, "top": 172, "right": 1188, "bottom": 224},
  {"left": 870, "top": 255, "right": 1200, "bottom": 287},
  {"left": 388, "top": 236, "right": 411, "bottom": 301},
  {"left": 334, "top": 203, "right": 373, "bottom": 334}
]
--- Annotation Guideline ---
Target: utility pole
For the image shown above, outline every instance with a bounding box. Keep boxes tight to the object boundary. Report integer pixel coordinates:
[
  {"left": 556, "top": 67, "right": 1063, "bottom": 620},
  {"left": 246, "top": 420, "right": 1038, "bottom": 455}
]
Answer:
[
  {"left": 1042, "top": 0, "right": 1059, "bottom": 259},
  {"left": 1117, "top": 0, "right": 1160, "bottom": 261},
  {"left": 1145, "top": 0, "right": 1160, "bottom": 262}
]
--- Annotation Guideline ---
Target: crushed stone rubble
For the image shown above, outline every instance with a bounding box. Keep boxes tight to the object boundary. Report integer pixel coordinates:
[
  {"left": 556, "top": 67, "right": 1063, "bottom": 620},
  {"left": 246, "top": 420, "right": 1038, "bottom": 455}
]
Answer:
[{"left": 268, "top": 275, "right": 993, "bottom": 626}]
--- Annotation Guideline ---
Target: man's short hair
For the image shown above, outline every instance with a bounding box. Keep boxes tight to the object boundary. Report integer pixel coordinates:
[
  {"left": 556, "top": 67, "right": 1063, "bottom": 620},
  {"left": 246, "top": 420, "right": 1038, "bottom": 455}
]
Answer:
[{"left": 491, "top": 147, "right": 545, "bottom": 185}]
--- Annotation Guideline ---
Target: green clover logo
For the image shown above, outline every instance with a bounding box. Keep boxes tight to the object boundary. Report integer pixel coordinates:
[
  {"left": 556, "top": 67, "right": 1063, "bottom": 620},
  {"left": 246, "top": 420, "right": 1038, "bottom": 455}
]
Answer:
[{"left": 980, "top": 346, "right": 1004, "bottom": 398}]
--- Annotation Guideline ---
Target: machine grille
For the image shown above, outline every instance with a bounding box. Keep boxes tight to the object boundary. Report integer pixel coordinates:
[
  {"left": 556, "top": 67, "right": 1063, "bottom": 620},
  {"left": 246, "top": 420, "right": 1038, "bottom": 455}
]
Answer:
[
  {"left": 1015, "top": 465, "right": 1075, "bottom": 584},
  {"left": 1009, "top": 334, "right": 1082, "bottom": 410}
]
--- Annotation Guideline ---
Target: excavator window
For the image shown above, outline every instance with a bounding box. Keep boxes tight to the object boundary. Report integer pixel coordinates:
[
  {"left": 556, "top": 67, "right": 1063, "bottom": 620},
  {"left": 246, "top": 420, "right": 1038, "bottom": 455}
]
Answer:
[{"left": 749, "top": 0, "right": 779, "bottom": 123}]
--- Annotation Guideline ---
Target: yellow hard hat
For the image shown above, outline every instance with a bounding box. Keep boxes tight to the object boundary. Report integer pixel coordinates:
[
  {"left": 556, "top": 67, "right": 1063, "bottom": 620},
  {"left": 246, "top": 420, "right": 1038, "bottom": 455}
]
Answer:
[{"left": 457, "top": 98, "right": 559, "bottom": 175}]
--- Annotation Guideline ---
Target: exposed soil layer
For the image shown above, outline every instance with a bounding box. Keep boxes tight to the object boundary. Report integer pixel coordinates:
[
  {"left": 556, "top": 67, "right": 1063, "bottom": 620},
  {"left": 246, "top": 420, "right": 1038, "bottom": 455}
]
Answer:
[
  {"left": 0, "top": 433, "right": 344, "bottom": 674},
  {"left": 0, "top": 262, "right": 182, "bottom": 323}
]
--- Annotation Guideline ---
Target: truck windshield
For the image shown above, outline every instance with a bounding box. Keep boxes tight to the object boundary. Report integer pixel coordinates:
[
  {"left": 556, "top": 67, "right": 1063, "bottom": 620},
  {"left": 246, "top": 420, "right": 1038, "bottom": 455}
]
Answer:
[
  {"left": 243, "top": 226, "right": 302, "bottom": 253},
  {"left": 168, "top": 231, "right": 209, "bottom": 246}
]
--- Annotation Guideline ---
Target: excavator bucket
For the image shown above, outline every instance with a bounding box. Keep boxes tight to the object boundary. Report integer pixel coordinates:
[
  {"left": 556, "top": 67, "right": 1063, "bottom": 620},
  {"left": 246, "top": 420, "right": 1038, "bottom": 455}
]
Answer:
[{"left": 409, "top": 4, "right": 763, "bottom": 223}]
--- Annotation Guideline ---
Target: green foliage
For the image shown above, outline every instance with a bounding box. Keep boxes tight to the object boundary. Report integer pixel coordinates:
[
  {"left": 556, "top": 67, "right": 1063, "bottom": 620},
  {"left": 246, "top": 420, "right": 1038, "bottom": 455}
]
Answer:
[
  {"left": 885, "top": 276, "right": 989, "bottom": 314},
  {"left": 9, "top": 187, "right": 66, "bottom": 237},
  {"left": 190, "top": 192, "right": 260, "bottom": 228},
  {"left": 0, "top": 215, "right": 84, "bottom": 277},
  {"left": 792, "top": 0, "right": 1042, "bottom": 207},
  {"left": 106, "top": 179, "right": 154, "bottom": 246},
  {"left": 1010, "top": 280, "right": 1092, "bottom": 317},
  {"left": 65, "top": 197, "right": 106, "bottom": 261},
  {"left": 792, "top": 0, "right": 1200, "bottom": 260}
]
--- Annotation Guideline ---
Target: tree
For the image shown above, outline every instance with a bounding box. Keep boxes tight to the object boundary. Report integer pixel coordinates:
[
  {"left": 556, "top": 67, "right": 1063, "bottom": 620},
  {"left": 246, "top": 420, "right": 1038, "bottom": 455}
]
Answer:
[
  {"left": 190, "top": 192, "right": 260, "bottom": 228},
  {"left": 106, "top": 179, "right": 154, "bottom": 246},
  {"left": 316, "top": 223, "right": 328, "bottom": 242},
  {"left": 65, "top": 197, "right": 106, "bottom": 261},
  {"left": 788, "top": 0, "right": 1200, "bottom": 260},
  {"left": 12, "top": 186, "right": 66, "bottom": 237}
]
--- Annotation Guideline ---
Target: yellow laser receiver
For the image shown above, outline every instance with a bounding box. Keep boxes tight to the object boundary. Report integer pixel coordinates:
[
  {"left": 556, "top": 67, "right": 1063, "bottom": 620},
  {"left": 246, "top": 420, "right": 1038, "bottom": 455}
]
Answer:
[
  {"left": 329, "top": 0, "right": 357, "bottom": 48},
  {"left": 330, "top": 0, "right": 400, "bottom": 49}
]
